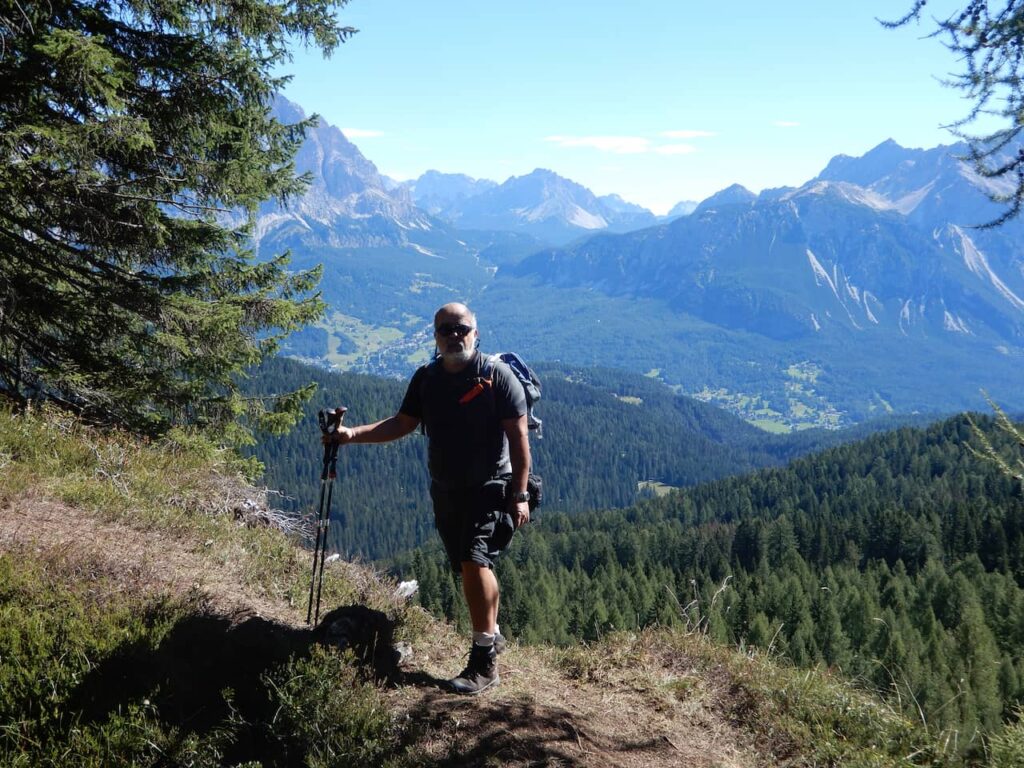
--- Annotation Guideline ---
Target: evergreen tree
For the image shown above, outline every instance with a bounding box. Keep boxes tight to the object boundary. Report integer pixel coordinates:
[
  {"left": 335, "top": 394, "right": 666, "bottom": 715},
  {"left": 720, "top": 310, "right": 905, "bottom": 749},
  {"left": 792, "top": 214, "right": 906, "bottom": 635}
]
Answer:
[
  {"left": 0, "top": 0, "right": 354, "bottom": 438},
  {"left": 948, "top": 571, "right": 1003, "bottom": 734},
  {"left": 746, "top": 612, "right": 774, "bottom": 650},
  {"left": 812, "top": 577, "right": 851, "bottom": 669}
]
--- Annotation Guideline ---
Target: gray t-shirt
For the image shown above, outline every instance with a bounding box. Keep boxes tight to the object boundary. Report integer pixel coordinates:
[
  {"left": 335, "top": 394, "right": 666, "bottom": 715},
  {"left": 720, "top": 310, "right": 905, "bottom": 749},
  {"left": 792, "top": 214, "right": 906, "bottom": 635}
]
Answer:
[{"left": 400, "top": 352, "right": 527, "bottom": 489}]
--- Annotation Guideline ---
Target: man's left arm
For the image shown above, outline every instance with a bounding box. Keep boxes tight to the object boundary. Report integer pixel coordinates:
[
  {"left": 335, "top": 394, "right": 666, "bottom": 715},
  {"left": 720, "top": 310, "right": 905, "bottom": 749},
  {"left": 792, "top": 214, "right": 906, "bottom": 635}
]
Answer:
[{"left": 502, "top": 414, "right": 531, "bottom": 528}]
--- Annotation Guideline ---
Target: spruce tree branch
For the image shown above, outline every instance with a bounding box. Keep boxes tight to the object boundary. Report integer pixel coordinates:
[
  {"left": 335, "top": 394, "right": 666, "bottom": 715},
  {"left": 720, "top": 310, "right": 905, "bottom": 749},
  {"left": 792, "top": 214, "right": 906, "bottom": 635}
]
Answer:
[{"left": 0, "top": 212, "right": 146, "bottom": 284}]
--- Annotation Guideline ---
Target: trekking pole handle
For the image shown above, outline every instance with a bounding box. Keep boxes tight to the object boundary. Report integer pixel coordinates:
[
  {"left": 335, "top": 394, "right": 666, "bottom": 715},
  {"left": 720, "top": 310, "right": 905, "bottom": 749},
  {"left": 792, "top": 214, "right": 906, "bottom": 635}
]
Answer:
[{"left": 318, "top": 406, "right": 348, "bottom": 436}]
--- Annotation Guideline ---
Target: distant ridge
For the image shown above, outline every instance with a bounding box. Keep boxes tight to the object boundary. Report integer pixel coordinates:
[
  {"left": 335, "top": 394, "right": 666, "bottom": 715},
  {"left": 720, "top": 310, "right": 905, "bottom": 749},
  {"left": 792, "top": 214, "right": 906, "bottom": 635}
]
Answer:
[
  {"left": 402, "top": 170, "right": 497, "bottom": 217},
  {"left": 485, "top": 137, "right": 1024, "bottom": 422},
  {"left": 407, "top": 167, "right": 657, "bottom": 245},
  {"left": 693, "top": 183, "right": 757, "bottom": 215},
  {"left": 664, "top": 199, "right": 699, "bottom": 218}
]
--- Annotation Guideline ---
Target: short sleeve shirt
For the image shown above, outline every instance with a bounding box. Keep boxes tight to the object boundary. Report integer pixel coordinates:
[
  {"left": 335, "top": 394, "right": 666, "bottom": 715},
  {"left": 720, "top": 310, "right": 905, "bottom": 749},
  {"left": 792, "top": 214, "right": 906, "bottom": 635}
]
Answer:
[{"left": 400, "top": 352, "right": 527, "bottom": 489}]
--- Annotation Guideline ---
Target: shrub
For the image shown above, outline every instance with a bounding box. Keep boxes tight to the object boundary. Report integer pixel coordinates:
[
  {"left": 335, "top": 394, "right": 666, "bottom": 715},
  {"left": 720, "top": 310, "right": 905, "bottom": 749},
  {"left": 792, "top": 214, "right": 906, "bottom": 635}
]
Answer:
[{"left": 264, "top": 645, "right": 402, "bottom": 768}]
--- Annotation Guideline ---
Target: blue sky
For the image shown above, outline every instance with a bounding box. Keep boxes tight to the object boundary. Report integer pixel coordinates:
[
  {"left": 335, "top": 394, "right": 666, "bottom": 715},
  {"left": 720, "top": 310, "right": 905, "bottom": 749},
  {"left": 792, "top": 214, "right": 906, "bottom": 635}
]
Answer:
[{"left": 278, "top": 1, "right": 984, "bottom": 214}]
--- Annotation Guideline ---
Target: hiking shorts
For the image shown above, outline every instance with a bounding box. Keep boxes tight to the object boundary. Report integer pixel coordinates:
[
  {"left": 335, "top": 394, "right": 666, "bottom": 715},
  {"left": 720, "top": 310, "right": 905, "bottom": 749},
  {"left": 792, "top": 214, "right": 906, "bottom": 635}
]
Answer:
[{"left": 430, "top": 477, "right": 516, "bottom": 574}]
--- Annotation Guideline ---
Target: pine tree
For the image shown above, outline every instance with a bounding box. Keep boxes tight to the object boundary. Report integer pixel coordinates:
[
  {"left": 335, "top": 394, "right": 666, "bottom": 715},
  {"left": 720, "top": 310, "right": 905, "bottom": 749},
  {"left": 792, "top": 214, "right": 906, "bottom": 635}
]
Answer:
[
  {"left": 812, "top": 577, "right": 851, "bottom": 669},
  {"left": 0, "top": 0, "right": 355, "bottom": 439},
  {"left": 746, "top": 611, "right": 774, "bottom": 650}
]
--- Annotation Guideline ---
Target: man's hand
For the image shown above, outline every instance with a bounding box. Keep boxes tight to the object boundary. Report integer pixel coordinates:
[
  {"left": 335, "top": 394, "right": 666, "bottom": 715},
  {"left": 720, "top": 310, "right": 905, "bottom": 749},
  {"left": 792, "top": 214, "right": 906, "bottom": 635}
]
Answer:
[
  {"left": 509, "top": 499, "right": 530, "bottom": 529},
  {"left": 319, "top": 414, "right": 418, "bottom": 447},
  {"left": 322, "top": 426, "right": 355, "bottom": 446}
]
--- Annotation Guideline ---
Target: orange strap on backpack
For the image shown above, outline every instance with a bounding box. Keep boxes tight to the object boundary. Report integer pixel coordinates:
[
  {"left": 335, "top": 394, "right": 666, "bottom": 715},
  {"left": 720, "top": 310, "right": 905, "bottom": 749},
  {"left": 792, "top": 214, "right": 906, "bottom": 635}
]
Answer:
[{"left": 459, "top": 378, "right": 492, "bottom": 404}]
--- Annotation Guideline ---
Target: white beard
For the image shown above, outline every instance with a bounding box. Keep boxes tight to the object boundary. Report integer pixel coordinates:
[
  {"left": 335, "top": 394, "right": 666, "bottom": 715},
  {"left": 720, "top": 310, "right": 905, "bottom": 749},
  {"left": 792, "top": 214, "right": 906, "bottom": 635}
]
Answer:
[{"left": 441, "top": 346, "right": 474, "bottom": 365}]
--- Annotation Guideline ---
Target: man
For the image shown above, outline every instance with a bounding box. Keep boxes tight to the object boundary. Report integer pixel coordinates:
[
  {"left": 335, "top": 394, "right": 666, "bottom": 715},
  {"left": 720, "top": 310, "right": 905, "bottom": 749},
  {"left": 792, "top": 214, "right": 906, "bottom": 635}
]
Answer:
[{"left": 327, "top": 302, "right": 531, "bottom": 694}]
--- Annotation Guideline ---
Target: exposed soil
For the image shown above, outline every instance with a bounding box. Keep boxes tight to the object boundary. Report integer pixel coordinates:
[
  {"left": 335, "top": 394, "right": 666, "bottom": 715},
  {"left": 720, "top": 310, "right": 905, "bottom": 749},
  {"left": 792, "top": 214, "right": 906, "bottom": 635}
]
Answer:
[
  {"left": 1, "top": 492, "right": 765, "bottom": 768},
  {"left": 389, "top": 631, "right": 762, "bottom": 768}
]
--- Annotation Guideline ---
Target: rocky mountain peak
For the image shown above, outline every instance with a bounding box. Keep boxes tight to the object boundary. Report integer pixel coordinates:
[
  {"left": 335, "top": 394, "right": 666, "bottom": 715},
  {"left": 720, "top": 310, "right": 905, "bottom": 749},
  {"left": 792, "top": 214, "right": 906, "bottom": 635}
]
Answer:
[
  {"left": 693, "top": 184, "right": 757, "bottom": 215},
  {"left": 405, "top": 171, "right": 497, "bottom": 217},
  {"left": 253, "top": 96, "right": 431, "bottom": 249},
  {"left": 599, "top": 193, "right": 652, "bottom": 215}
]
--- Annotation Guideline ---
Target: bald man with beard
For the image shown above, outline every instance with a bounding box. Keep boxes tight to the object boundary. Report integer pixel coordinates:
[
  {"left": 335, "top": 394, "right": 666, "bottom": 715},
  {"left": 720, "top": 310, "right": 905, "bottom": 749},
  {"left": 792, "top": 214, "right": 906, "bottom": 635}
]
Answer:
[{"left": 328, "top": 302, "right": 531, "bottom": 694}]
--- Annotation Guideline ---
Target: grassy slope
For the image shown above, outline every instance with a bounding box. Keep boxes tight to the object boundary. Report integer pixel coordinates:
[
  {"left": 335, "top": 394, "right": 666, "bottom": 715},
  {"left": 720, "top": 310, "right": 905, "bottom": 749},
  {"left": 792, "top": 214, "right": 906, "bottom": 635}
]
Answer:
[{"left": 0, "top": 407, "right": 1013, "bottom": 767}]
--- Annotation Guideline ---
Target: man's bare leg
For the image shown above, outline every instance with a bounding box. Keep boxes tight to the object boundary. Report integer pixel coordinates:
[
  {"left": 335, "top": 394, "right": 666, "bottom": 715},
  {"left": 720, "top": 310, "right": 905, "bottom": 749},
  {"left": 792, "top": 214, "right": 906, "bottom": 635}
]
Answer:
[
  {"left": 450, "top": 561, "right": 501, "bottom": 694},
  {"left": 461, "top": 561, "right": 498, "bottom": 633}
]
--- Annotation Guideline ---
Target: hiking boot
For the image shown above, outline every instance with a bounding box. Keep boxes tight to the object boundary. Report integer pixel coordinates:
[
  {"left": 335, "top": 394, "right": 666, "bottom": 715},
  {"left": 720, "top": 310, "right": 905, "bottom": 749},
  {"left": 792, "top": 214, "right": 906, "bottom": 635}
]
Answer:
[
  {"left": 494, "top": 631, "right": 507, "bottom": 655},
  {"left": 450, "top": 643, "right": 499, "bottom": 695}
]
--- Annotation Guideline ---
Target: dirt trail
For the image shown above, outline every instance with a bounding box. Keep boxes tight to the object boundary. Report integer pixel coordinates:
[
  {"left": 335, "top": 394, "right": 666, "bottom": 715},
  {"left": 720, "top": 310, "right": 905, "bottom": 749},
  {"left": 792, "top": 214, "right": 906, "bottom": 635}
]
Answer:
[
  {"left": 390, "top": 629, "right": 760, "bottom": 768},
  {"left": 1, "top": 493, "right": 763, "bottom": 768}
]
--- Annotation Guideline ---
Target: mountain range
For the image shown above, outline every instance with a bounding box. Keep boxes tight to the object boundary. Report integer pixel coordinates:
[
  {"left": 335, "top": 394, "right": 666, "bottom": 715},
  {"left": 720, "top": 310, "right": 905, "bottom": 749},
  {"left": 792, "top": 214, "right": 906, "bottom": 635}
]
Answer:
[
  {"left": 511, "top": 173, "right": 1024, "bottom": 345},
  {"left": 257, "top": 98, "right": 683, "bottom": 252},
  {"left": 484, "top": 140, "right": 1024, "bottom": 421},
  {"left": 258, "top": 96, "right": 1024, "bottom": 427},
  {"left": 400, "top": 168, "right": 661, "bottom": 244}
]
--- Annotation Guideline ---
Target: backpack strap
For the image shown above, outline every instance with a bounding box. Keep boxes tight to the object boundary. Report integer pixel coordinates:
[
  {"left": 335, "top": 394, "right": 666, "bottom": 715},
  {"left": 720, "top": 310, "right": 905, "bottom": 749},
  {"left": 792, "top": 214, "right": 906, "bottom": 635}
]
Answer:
[
  {"left": 479, "top": 353, "right": 498, "bottom": 381},
  {"left": 458, "top": 354, "right": 496, "bottom": 404},
  {"left": 418, "top": 357, "right": 441, "bottom": 436}
]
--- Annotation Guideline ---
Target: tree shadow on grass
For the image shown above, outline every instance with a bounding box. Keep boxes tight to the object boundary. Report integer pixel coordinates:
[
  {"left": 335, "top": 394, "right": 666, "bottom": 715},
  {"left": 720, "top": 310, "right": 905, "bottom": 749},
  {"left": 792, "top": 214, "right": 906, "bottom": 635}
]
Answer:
[{"left": 68, "top": 603, "right": 403, "bottom": 760}]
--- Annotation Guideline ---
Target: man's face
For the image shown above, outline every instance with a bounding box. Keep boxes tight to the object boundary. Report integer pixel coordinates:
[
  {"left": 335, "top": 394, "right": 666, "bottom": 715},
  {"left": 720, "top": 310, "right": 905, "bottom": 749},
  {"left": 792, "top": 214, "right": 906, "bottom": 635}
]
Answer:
[{"left": 434, "top": 311, "right": 477, "bottom": 364}]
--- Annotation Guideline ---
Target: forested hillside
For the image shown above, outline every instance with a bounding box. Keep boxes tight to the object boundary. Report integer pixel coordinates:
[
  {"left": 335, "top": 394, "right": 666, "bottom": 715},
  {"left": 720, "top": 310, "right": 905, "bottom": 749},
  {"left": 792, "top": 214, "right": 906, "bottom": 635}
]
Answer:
[
  {"left": 402, "top": 414, "right": 1024, "bottom": 760},
  {"left": 244, "top": 357, "right": 902, "bottom": 560}
]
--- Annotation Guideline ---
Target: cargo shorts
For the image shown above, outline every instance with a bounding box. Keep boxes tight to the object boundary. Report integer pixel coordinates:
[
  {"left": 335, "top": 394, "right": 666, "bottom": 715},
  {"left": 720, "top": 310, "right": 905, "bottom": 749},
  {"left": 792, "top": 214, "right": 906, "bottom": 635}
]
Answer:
[{"left": 430, "top": 476, "right": 517, "bottom": 574}]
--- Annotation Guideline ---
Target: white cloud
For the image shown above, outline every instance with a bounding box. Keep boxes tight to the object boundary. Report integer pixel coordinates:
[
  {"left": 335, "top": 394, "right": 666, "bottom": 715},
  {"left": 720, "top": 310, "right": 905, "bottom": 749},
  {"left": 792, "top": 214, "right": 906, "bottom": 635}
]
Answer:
[
  {"left": 544, "top": 135, "right": 651, "bottom": 154},
  {"left": 773, "top": 121, "right": 800, "bottom": 128},
  {"left": 655, "top": 144, "right": 697, "bottom": 155},
  {"left": 342, "top": 128, "right": 384, "bottom": 138},
  {"left": 661, "top": 130, "right": 715, "bottom": 139}
]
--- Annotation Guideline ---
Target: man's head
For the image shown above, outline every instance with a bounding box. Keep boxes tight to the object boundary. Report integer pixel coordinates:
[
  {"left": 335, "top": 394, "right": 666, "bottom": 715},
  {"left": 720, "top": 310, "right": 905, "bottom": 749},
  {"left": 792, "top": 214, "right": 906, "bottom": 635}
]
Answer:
[{"left": 434, "top": 302, "right": 478, "bottom": 368}]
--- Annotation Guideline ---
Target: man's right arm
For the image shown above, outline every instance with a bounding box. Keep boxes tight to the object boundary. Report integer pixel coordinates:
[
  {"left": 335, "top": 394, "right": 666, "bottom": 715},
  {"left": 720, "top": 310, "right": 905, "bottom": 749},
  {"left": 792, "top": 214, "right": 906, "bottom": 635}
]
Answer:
[
  {"left": 332, "top": 413, "right": 420, "bottom": 445},
  {"left": 329, "top": 366, "right": 424, "bottom": 445}
]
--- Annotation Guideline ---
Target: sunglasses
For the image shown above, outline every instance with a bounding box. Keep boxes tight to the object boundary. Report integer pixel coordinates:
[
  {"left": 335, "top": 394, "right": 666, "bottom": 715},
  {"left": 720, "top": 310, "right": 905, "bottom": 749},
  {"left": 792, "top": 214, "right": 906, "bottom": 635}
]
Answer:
[{"left": 435, "top": 322, "right": 474, "bottom": 338}]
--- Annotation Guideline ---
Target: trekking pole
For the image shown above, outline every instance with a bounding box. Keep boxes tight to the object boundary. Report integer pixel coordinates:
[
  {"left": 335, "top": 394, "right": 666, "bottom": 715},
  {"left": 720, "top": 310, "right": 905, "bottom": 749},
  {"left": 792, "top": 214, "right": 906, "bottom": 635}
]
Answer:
[{"left": 306, "top": 406, "right": 347, "bottom": 626}]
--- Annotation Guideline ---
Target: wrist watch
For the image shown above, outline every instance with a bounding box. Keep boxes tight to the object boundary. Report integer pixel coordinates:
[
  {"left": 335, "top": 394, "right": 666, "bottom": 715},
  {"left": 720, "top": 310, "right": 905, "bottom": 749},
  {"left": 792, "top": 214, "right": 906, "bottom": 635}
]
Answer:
[{"left": 513, "top": 490, "right": 530, "bottom": 503}]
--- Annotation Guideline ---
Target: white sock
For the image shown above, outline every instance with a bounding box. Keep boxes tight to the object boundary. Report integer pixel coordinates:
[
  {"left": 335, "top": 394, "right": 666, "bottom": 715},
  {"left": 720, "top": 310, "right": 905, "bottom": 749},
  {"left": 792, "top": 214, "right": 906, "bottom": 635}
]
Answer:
[
  {"left": 495, "top": 624, "right": 501, "bottom": 637},
  {"left": 473, "top": 630, "right": 495, "bottom": 647}
]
